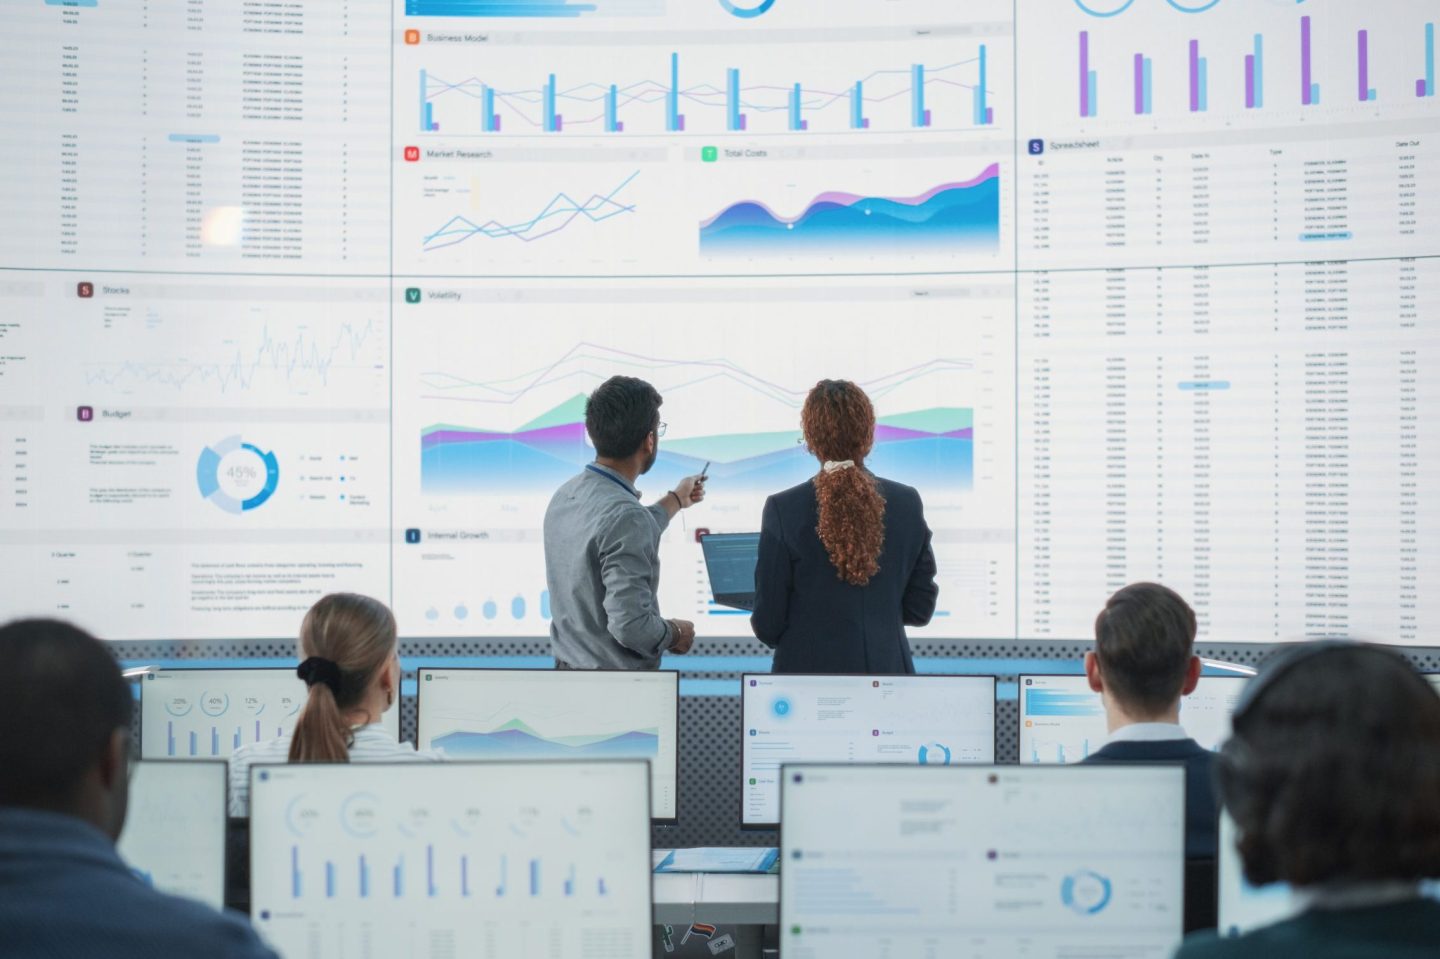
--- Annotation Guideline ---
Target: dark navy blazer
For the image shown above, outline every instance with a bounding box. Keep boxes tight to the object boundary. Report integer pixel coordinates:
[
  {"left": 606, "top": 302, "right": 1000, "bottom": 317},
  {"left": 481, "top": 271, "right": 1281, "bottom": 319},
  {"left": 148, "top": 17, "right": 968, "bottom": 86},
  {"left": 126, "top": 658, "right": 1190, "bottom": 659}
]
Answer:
[{"left": 750, "top": 475, "right": 939, "bottom": 674}]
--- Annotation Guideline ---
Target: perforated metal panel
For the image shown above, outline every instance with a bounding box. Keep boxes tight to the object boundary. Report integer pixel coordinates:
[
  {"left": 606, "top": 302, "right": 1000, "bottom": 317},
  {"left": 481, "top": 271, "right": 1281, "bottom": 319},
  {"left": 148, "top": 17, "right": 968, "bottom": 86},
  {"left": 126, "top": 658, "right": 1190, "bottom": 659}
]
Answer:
[{"left": 114, "top": 636, "right": 1440, "bottom": 848}]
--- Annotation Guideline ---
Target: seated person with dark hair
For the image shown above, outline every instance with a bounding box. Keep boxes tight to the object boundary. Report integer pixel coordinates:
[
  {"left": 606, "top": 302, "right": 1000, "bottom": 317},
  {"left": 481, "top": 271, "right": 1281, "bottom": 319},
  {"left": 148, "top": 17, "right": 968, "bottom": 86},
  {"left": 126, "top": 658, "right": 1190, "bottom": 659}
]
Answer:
[
  {"left": 0, "top": 619, "right": 278, "bottom": 959},
  {"left": 1083, "top": 583, "right": 1217, "bottom": 858},
  {"left": 1083, "top": 583, "right": 1218, "bottom": 932},
  {"left": 1177, "top": 642, "right": 1440, "bottom": 958}
]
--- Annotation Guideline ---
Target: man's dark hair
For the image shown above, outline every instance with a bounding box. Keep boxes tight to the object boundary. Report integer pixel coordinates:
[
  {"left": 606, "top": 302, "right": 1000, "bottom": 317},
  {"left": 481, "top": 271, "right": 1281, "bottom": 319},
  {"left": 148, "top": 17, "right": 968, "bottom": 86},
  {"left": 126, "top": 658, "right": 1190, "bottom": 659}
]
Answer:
[
  {"left": 1217, "top": 644, "right": 1440, "bottom": 886},
  {"left": 585, "top": 375, "right": 663, "bottom": 459},
  {"left": 1093, "top": 583, "right": 1197, "bottom": 716},
  {"left": 0, "top": 619, "right": 132, "bottom": 808}
]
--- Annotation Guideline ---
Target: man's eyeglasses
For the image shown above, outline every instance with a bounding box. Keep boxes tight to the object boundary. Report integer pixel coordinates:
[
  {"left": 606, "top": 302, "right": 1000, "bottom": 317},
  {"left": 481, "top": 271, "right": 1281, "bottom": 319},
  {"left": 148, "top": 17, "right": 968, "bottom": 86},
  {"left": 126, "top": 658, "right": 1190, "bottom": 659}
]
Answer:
[{"left": 655, "top": 421, "right": 668, "bottom": 438}]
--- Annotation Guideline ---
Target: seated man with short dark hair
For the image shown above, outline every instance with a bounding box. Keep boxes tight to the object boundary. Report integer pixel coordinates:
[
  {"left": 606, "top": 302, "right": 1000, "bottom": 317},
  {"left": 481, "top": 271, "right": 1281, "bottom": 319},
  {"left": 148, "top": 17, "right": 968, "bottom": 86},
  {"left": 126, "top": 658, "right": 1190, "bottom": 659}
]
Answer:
[
  {"left": 1083, "top": 583, "right": 1218, "bottom": 931},
  {"left": 0, "top": 619, "right": 278, "bottom": 959}
]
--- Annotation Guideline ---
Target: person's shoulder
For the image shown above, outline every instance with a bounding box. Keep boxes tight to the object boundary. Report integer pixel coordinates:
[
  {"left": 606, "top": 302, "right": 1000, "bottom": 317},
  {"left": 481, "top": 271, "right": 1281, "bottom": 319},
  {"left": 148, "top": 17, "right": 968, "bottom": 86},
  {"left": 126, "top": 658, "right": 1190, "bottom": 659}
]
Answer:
[
  {"left": 232, "top": 736, "right": 291, "bottom": 767},
  {"left": 873, "top": 475, "right": 922, "bottom": 504},
  {"left": 767, "top": 480, "right": 816, "bottom": 511},
  {"left": 98, "top": 875, "right": 276, "bottom": 957}
]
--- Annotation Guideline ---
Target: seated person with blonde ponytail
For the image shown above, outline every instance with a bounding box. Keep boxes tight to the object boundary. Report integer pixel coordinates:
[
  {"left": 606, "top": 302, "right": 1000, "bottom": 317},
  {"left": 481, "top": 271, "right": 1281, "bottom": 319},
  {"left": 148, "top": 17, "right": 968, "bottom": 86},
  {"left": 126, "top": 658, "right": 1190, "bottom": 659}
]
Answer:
[
  {"left": 751, "top": 380, "right": 939, "bottom": 674},
  {"left": 229, "top": 593, "right": 442, "bottom": 816}
]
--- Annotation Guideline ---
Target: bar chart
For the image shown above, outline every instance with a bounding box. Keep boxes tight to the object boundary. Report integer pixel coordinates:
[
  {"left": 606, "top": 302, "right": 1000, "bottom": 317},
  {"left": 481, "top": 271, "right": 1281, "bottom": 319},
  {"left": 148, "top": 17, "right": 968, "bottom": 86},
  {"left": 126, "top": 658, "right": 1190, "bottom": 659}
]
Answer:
[
  {"left": 251, "top": 763, "right": 652, "bottom": 958},
  {"left": 1043, "top": 5, "right": 1437, "bottom": 122},
  {"left": 407, "top": 40, "right": 1003, "bottom": 137}
]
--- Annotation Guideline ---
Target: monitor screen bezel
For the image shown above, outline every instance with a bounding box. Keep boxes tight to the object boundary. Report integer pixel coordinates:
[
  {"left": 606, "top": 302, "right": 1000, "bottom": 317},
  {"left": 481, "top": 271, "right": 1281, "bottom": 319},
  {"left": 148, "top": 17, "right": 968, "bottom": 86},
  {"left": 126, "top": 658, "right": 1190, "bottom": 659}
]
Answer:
[
  {"left": 739, "top": 672, "right": 999, "bottom": 830},
  {"left": 121, "top": 757, "right": 230, "bottom": 909},
  {"left": 413, "top": 666, "right": 681, "bottom": 825},
  {"left": 247, "top": 759, "right": 656, "bottom": 936},
  {"left": 138, "top": 666, "right": 402, "bottom": 758}
]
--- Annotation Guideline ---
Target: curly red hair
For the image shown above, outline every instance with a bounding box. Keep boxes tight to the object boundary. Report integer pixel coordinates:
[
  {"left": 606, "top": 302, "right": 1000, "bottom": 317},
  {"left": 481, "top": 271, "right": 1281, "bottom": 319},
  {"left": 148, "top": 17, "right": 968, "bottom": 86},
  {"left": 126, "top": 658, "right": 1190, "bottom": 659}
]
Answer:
[{"left": 802, "top": 380, "right": 885, "bottom": 587}]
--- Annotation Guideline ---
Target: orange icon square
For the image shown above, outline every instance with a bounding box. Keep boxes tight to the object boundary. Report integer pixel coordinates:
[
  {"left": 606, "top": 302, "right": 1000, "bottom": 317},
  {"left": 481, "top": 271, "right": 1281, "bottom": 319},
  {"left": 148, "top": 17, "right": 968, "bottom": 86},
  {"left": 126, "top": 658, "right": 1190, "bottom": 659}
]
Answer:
[{"left": 404, "top": 29, "right": 420, "bottom": 45}]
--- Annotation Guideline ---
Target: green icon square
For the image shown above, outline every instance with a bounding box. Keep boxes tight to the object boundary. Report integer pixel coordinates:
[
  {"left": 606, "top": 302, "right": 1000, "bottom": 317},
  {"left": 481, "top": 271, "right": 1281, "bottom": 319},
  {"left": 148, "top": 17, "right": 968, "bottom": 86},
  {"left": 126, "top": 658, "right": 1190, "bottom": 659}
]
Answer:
[
  {"left": 701, "top": 145, "right": 718, "bottom": 162},
  {"left": 790, "top": 926, "right": 802, "bottom": 936},
  {"left": 405, "top": 287, "right": 421, "bottom": 303},
  {"left": 424, "top": 674, "right": 432, "bottom": 681},
  {"left": 749, "top": 777, "right": 756, "bottom": 785}
]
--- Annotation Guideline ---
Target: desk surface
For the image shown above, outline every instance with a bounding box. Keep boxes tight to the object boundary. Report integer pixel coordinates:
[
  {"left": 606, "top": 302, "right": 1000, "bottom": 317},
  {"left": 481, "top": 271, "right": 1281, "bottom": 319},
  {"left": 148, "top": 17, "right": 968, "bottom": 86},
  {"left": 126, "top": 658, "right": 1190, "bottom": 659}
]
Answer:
[{"left": 653, "top": 872, "right": 778, "bottom": 925}]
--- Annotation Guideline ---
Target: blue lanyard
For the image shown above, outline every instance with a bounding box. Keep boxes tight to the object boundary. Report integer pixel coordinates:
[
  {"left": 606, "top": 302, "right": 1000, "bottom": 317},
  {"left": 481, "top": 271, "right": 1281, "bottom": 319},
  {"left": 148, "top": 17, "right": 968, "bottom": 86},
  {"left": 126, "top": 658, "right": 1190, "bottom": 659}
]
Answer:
[{"left": 585, "top": 464, "right": 638, "bottom": 499}]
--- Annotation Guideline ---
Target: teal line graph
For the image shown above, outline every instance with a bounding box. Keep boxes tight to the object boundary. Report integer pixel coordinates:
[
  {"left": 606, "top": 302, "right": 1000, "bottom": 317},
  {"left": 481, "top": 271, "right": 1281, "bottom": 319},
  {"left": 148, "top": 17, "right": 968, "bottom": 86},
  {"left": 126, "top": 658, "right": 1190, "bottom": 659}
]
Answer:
[
  {"left": 83, "top": 317, "right": 382, "bottom": 396},
  {"left": 421, "top": 171, "right": 639, "bottom": 251}
]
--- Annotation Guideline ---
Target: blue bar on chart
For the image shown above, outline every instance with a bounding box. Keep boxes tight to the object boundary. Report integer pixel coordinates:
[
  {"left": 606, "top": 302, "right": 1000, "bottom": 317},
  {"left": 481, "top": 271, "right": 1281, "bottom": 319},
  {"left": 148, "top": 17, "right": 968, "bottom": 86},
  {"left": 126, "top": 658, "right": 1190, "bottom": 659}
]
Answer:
[
  {"left": 359, "top": 855, "right": 369, "bottom": 898},
  {"left": 788, "top": 83, "right": 806, "bottom": 131},
  {"left": 605, "top": 84, "right": 621, "bottom": 132},
  {"left": 564, "top": 865, "right": 576, "bottom": 897},
  {"left": 210, "top": 727, "right": 218, "bottom": 756},
  {"left": 911, "top": 64, "right": 930, "bottom": 127},
  {"left": 325, "top": 862, "right": 336, "bottom": 899},
  {"left": 1420, "top": 23, "right": 1436, "bottom": 97},
  {"left": 599, "top": 876, "right": 608, "bottom": 896},
  {"left": 420, "top": 70, "right": 438, "bottom": 132},
  {"left": 461, "top": 856, "right": 470, "bottom": 897},
  {"left": 543, "top": 75, "right": 561, "bottom": 132},
  {"left": 666, "top": 53, "right": 685, "bottom": 131},
  {"left": 291, "top": 847, "right": 301, "bottom": 899},
  {"left": 394, "top": 857, "right": 404, "bottom": 898},
  {"left": 188, "top": 731, "right": 197, "bottom": 756},
  {"left": 972, "top": 44, "right": 992, "bottom": 126},
  {"left": 482, "top": 85, "right": 499, "bottom": 132},
  {"left": 1245, "top": 34, "right": 1264, "bottom": 109},
  {"left": 427, "top": 845, "right": 437, "bottom": 897},
  {"left": 233, "top": 729, "right": 241, "bottom": 750},
  {"left": 529, "top": 859, "right": 540, "bottom": 897},
  {"left": 167, "top": 722, "right": 175, "bottom": 757},
  {"left": 726, "top": 68, "right": 745, "bottom": 131},
  {"left": 497, "top": 854, "right": 507, "bottom": 897},
  {"left": 1133, "top": 54, "right": 1153, "bottom": 115},
  {"left": 850, "top": 81, "right": 868, "bottom": 129}
]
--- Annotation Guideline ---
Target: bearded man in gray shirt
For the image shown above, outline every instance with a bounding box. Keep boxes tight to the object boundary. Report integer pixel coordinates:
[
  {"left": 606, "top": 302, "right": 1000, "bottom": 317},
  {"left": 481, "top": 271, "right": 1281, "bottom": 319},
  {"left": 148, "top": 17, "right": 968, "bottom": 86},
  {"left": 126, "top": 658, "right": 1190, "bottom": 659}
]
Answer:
[{"left": 543, "top": 376, "right": 705, "bottom": 669}]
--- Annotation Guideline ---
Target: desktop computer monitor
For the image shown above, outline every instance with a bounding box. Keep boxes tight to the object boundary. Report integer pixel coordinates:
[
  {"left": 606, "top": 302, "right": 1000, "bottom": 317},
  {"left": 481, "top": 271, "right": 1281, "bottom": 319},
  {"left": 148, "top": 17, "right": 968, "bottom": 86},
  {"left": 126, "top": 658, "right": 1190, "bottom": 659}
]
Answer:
[
  {"left": 140, "top": 668, "right": 401, "bottom": 759},
  {"left": 781, "top": 764, "right": 1187, "bottom": 958},
  {"left": 249, "top": 761, "right": 653, "bottom": 957},
  {"left": 1018, "top": 674, "right": 1248, "bottom": 763},
  {"left": 1217, "top": 811, "right": 1298, "bottom": 937},
  {"left": 117, "top": 760, "right": 228, "bottom": 909},
  {"left": 741, "top": 673, "right": 996, "bottom": 827},
  {"left": 415, "top": 668, "right": 679, "bottom": 821}
]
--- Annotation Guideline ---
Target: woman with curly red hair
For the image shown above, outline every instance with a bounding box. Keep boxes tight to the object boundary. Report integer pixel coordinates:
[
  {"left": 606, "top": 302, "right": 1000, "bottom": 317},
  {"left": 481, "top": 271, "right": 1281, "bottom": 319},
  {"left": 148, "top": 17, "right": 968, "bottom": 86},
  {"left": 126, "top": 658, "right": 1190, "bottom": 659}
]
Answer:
[{"left": 750, "top": 380, "right": 939, "bottom": 673}]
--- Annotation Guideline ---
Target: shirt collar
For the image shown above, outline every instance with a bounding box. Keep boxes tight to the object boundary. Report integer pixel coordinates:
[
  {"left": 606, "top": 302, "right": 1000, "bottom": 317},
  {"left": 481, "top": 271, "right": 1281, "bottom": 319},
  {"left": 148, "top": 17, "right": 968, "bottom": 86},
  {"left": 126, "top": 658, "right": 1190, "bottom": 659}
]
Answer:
[
  {"left": 1106, "top": 722, "right": 1191, "bottom": 745},
  {"left": 1299, "top": 881, "right": 1424, "bottom": 912},
  {"left": 585, "top": 463, "right": 640, "bottom": 499}
]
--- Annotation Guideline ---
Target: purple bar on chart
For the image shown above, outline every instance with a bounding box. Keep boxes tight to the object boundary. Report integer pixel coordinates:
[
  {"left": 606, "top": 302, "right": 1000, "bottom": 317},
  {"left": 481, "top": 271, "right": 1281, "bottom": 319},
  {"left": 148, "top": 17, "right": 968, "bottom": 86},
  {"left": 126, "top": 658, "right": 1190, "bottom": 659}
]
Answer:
[
  {"left": 1245, "top": 54, "right": 1256, "bottom": 108},
  {"left": 1134, "top": 54, "right": 1145, "bottom": 114},
  {"left": 1358, "top": 30, "right": 1372, "bottom": 101},
  {"left": 922, "top": 108, "right": 930, "bottom": 126},
  {"left": 1080, "top": 32, "right": 1090, "bottom": 117},
  {"left": 1301, "top": 16, "right": 1313, "bottom": 105},
  {"left": 1189, "top": 40, "right": 1200, "bottom": 111},
  {"left": 985, "top": 106, "right": 993, "bottom": 124}
]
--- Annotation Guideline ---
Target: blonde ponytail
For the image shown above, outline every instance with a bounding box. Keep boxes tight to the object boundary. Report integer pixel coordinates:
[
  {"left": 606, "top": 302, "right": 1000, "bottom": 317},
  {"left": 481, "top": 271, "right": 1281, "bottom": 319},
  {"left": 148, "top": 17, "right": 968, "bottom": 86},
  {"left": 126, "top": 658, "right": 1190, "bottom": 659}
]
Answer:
[{"left": 288, "top": 593, "right": 397, "bottom": 763}]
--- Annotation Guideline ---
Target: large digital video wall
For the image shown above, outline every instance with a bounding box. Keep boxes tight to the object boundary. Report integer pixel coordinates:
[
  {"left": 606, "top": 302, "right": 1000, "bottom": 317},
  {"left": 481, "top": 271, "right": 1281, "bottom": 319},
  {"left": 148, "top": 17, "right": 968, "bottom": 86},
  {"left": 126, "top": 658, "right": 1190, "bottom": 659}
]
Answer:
[{"left": 1, "top": 0, "right": 1435, "bottom": 643}]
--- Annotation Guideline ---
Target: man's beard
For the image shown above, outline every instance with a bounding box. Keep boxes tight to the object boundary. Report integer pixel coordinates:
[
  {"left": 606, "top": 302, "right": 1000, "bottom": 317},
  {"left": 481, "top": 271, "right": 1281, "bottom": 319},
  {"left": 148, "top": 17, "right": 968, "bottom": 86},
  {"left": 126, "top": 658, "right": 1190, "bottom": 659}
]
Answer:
[{"left": 640, "top": 446, "right": 658, "bottom": 475}]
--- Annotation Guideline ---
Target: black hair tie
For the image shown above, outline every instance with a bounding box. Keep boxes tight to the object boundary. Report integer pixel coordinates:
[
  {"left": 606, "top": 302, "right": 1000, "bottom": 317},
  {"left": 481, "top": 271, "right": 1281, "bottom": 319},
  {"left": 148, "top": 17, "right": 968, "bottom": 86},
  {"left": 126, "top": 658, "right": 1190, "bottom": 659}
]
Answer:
[{"left": 297, "top": 656, "right": 343, "bottom": 696}]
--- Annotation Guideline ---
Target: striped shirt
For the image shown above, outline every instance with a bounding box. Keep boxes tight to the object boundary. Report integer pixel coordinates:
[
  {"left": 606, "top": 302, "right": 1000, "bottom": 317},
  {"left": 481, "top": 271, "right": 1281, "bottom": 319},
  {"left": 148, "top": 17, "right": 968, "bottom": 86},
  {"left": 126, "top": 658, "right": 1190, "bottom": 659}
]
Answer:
[{"left": 228, "top": 724, "right": 443, "bottom": 816}]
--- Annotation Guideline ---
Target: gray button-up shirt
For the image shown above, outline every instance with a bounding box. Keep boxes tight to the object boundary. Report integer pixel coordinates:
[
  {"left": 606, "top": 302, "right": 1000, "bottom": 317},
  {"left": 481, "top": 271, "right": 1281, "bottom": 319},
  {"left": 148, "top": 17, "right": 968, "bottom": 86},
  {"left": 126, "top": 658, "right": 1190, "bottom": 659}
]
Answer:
[{"left": 543, "top": 463, "right": 674, "bottom": 669}]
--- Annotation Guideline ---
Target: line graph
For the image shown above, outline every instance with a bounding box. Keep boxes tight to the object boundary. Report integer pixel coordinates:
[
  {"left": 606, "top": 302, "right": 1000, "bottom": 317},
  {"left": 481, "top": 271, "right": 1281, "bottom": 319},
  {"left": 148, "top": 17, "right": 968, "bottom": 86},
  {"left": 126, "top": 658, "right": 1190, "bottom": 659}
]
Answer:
[
  {"left": 82, "top": 315, "right": 385, "bottom": 398},
  {"left": 420, "top": 172, "right": 639, "bottom": 252},
  {"left": 414, "top": 342, "right": 977, "bottom": 495},
  {"left": 414, "top": 46, "right": 994, "bottom": 136}
]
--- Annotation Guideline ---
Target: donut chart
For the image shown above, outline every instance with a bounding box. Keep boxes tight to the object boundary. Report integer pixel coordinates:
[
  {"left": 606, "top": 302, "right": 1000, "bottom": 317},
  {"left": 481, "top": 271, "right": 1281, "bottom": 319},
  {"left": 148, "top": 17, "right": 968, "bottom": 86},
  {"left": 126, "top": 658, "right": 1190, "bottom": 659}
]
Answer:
[{"left": 196, "top": 436, "right": 280, "bottom": 514}]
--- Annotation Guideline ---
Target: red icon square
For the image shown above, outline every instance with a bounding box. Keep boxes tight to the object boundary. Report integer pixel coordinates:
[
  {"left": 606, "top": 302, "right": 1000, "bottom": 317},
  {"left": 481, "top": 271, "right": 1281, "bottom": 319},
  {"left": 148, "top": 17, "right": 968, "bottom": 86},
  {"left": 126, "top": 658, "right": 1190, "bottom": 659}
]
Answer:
[
  {"left": 404, "top": 29, "right": 420, "bottom": 44},
  {"left": 404, "top": 146, "right": 420, "bottom": 162},
  {"left": 76, "top": 282, "right": 94, "bottom": 298}
]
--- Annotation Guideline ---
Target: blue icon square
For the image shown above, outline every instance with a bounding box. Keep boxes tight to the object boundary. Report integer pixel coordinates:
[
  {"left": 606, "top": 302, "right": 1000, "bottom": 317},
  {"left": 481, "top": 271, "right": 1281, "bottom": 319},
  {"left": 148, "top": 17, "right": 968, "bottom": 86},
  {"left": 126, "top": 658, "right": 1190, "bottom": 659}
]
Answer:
[
  {"left": 1028, "top": 138, "right": 1045, "bottom": 155},
  {"left": 405, "top": 528, "right": 421, "bottom": 544},
  {"left": 749, "top": 729, "right": 757, "bottom": 736}
]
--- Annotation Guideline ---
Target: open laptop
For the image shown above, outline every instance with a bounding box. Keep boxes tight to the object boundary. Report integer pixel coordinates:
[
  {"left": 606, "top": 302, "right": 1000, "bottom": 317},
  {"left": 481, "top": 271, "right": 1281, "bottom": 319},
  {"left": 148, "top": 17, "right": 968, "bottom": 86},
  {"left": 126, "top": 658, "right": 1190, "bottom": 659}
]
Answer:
[{"left": 699, "top": 532, "right": 760, "bottom": 611}]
